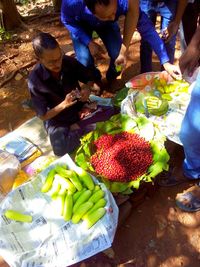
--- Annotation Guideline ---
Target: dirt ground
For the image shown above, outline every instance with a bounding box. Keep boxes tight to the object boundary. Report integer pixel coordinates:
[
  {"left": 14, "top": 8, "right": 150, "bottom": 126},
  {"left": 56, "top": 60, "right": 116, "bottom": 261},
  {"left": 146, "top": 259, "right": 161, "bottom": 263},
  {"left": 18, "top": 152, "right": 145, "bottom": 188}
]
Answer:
[{"left": 0, "top": 2, "right": 200, "bottom": 267}]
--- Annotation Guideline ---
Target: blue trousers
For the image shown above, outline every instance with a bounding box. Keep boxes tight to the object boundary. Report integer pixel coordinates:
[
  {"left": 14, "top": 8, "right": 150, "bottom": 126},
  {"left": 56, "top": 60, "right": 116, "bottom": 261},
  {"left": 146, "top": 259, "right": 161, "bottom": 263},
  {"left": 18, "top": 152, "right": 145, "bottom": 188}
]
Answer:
[
  {"left": 71, "top": 22, "right": 122, "bottom": 81},
  {"left": 140, "top": 0, "right": 177, "bottom": 73},
  {"left": 180, "top": 71, "right": 200, "bottom": 179}
]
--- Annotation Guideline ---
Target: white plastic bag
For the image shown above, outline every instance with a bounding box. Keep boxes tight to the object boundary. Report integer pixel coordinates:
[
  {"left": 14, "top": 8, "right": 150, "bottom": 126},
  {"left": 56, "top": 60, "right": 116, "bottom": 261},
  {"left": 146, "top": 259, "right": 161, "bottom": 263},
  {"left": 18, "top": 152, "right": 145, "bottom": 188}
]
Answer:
[{"left": 0, "top": 154, "right": 118, "bottom": 267}]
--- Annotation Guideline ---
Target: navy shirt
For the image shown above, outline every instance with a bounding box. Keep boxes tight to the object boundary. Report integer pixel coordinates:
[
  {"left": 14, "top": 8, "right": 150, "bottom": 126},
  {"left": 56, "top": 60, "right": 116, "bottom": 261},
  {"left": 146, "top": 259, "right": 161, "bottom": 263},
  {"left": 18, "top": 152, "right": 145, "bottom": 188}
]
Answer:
[
  {"left": 28, "top": 55, "right": 94, "bottom": 129},
  {"left": 61, "top": 0, "right": 169, "bottom": 65}
]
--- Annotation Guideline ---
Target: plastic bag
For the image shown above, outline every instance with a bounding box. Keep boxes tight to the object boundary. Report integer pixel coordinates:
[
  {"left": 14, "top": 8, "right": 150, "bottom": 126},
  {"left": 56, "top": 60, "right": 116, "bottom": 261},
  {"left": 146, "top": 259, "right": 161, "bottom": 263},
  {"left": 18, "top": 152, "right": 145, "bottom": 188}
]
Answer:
[
  {"left": 0, "top": 150, "right": 21, "bottom": 197},
  {"left": 0, "top": 154, "right": 118, "bottom": 267}
]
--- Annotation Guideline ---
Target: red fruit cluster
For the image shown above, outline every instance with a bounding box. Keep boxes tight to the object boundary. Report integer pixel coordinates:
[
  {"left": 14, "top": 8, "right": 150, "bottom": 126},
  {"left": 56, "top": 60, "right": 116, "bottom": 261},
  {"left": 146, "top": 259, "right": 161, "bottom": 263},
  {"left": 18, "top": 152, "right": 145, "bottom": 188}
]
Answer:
[{"left": 90, "top": 132, "right": 153, "bottom": 182}]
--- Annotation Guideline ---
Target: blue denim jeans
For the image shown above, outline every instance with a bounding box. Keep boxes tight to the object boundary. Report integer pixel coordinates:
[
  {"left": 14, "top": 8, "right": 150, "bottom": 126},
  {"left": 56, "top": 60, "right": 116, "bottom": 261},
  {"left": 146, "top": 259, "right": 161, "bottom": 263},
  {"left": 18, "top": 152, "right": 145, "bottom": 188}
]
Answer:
[
  {"left": 180, "top": 70, "right": 200, "bottom": 179},
  {"left": 140, "top": 0, "right": 177, "bottom": 73},
  {"left": 70, "top": 22, "right": 122, "bottom": 81}
]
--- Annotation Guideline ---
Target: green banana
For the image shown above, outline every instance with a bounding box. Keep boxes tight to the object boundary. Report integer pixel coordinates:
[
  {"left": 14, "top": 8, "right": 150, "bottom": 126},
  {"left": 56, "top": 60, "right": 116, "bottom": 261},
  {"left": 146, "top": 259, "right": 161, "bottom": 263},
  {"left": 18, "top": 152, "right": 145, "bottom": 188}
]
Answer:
[
  {"left": 73, "top": 190, "right": 92, "bottom": 213},
  {"left": 72, "top": 201, "right": 93, "bottom": 224},
  {"left": 75, "top": 167, "right": 94, "bottom": 190},
  {"left": 4, "top": 210, "right": 32, "bottom": 223},
  {"left": 63, "top": 194, "right": 73, "bottom": 221},
  {"left": 84, "top": 207, "right": 106, "bottom": 229},
  {"left": 41, "top": 169, "right": 55, "bottom": 193}
]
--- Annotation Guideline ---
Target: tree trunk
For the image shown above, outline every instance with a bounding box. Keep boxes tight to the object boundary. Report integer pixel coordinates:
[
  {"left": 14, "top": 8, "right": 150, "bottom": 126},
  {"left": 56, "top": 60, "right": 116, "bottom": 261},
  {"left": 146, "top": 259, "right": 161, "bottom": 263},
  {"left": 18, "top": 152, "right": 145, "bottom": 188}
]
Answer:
[
  {"left": 52, "top": 0, "right": 62, "bottom": 12},
  {"left": 0, "top": 0, "right": 22, "bottom": 30}
]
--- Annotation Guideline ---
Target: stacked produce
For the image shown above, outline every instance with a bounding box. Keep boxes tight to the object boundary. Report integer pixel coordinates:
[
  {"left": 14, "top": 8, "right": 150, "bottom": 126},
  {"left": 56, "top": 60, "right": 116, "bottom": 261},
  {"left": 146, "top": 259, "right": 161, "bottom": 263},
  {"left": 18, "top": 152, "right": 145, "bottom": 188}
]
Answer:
[
  {"left": 91, "top": 132, "right": 153, "bottom": 182},
  {"left": 134, "top": 77, "right": 190, "bottom": 116},
  {"left": 75, "top": 114, "right": 170, "bottom": 194},
  {"left": 41, "top": 165, "right": 107, "bottom": 229}
]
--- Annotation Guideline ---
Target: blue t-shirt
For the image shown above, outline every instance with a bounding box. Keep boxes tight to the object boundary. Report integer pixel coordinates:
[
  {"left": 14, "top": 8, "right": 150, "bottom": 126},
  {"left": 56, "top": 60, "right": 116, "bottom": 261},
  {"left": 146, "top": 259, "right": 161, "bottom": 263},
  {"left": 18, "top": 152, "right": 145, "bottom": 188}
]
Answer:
[{"left": 61, "top": 0, "right": 169, "bottom": 65}]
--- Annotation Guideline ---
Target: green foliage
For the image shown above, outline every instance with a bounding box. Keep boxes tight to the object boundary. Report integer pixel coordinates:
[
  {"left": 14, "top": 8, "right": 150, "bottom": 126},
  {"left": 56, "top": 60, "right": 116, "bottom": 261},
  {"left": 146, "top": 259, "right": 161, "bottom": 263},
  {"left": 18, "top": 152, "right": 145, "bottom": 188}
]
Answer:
[
  {"left": 112, "top": 87, "right": 129, "bottom": 107},
  {"left": 75, "top": 114, "right": 169, "bottom": 194},
  {"left": 15, "top": 0, "right": 30, "bottom": 5},
  {"left": 0, "top": 28, "right": 11, "bottom": 42}
]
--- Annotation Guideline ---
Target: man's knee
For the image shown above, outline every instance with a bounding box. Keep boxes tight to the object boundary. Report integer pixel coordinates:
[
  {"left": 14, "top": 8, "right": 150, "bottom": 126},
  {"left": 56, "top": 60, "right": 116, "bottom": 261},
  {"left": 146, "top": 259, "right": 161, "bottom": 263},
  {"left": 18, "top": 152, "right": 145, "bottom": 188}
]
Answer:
[{"left": 49, "top": 127, "right": 81, "bottom": 156}]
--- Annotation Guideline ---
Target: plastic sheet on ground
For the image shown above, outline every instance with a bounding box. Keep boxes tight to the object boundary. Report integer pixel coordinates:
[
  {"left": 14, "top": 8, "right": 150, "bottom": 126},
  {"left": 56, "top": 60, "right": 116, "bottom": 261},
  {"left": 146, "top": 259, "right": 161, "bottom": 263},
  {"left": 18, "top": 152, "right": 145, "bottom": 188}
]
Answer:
[{"left": 0, "top": 154, "right": 118, "bottom": 267}]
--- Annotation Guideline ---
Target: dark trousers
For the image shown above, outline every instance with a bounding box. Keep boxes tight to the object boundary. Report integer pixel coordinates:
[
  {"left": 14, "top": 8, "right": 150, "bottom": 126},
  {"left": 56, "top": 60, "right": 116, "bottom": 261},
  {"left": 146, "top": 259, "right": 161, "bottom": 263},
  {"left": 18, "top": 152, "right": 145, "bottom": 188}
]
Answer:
[
  {"left": 182, "top": 0, "right": 200, "bottom": 46},
  {"left": 140, "top": 0, "right": 177, "bottom": 73},
  {"left": 48, "top": 105, "right": 119, "bottom": 156}
]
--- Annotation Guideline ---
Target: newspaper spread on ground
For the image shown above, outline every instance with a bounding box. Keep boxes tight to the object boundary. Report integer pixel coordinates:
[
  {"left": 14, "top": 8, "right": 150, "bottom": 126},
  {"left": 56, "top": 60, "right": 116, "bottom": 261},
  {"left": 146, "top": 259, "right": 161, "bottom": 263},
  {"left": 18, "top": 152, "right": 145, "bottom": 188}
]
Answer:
[{"left": 0, "top": 154, "right": 119, "bottom": 267}]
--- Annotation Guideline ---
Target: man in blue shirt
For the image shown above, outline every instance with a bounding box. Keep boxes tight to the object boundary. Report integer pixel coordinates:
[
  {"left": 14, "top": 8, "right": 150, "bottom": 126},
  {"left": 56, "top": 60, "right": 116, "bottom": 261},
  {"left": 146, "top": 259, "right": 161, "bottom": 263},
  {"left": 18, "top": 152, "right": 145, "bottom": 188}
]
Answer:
[
  {"left": 28, "top": 32, "right": 118, "bottom": 156},
  {"left": 61, "top": 0, "right": 181, "bottom": 82},
  {"left": 140, "top": 0, "right": 188, "bottom": 73}
]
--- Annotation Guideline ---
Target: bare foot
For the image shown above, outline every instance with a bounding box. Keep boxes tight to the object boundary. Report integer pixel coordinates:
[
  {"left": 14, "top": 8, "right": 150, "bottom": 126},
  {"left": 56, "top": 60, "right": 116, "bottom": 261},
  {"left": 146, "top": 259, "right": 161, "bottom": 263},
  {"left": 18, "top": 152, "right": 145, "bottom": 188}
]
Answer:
[{"left": 176, "top": 184, "right": 200, "bottom": 212}]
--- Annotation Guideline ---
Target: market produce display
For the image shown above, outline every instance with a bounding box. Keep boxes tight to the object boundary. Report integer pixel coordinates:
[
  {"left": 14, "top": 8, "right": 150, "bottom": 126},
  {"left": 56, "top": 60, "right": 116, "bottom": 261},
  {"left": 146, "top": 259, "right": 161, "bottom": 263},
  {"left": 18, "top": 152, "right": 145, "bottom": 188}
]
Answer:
[
  {"left": 41, "top": 165, "right": 107, "bottom": 229},
  {"left": 0, "top": 154, "right": 118, "bottom": 267},
  {"left": 134, "top": 77, "right": 190, "bottom": 117},
  {"left": 90, "top": 132, "right": 153, "bottom": 182},
  {"left": 75, "top": 114, "right": 169, "bottom": 194}
]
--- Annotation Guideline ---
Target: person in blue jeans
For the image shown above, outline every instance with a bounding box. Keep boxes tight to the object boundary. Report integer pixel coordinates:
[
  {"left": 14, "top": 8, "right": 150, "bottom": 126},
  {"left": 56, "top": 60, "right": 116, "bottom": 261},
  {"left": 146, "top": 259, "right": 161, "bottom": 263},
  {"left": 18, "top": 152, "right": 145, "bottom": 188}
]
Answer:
[
  {"left": 158, "top": 25, "right": 200, "bottom": 212},
  {"left": 140, "top": 0, "right": 187, "bottom": 73},
  {"left": 61, "top": 0, "right": 139, "bottom": 85},
  {"left": 61, "top": 0, "right": 181, "bottom": 85}
]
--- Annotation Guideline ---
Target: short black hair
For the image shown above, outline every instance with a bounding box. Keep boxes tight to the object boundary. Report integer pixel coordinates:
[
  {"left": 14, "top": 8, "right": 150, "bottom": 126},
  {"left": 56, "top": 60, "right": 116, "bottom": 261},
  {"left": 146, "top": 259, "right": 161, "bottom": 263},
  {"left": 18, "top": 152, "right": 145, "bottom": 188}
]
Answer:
[
  {"left": 84, "top": 0, "right": 110, "bottom": 13},
  {"left": 32, "top": 32, "right": 59, "bottom": 58}
]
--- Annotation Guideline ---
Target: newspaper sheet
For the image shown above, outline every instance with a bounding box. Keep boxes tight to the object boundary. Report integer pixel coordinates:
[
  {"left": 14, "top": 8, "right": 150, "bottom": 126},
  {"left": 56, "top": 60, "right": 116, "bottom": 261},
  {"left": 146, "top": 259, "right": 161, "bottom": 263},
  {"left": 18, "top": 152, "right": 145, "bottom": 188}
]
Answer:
[{"left": 0, "top": 154, "right": 119, "bottom": 267}]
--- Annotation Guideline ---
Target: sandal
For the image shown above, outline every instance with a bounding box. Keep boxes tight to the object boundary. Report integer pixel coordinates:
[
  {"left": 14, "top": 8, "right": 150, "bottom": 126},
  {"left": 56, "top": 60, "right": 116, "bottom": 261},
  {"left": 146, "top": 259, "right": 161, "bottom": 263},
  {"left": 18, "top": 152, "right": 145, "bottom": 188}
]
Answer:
[
  {"left": 156, "top": 171, "right": 187, "bottom": 187},
  {"left": 176, "top": 191, "right": 200, "bottom": 212}
]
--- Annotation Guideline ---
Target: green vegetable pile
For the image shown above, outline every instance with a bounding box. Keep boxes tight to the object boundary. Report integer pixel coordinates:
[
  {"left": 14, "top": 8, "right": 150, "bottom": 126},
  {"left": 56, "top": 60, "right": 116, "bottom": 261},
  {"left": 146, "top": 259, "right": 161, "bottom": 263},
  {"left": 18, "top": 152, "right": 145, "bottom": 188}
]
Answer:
[
  {"left": 134, "top": 78, "right": 190, "bottom": 117},
  {"left": 75, "top": 114, "right": 170, "bottom": 194},
  {"left": 41, "top": 165, "right": 107, "bottom": 229}
]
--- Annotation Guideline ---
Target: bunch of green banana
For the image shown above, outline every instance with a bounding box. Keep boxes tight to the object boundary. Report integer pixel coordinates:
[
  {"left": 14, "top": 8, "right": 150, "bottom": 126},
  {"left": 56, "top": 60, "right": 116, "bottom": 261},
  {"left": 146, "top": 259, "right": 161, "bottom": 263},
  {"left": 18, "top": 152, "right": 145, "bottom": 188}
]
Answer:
[
  {"left": 153, "top": 77, "right": 189, "bottom": 98},
  {"left": 41, "top": 165, "right": 107, "bottom": 229}
]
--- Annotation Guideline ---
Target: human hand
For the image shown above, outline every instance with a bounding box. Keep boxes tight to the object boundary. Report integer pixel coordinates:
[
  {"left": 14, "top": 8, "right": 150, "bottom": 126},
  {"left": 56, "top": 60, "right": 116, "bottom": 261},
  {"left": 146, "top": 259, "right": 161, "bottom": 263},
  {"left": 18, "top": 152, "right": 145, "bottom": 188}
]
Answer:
[
  {"left": 88, "top": 40, "right": 105, "bottom": 59},
  {"left": 79, "top": 107, "right": 93, "bottom": 119},
  {"left": 63, "top": 90, "right": 78, "bottom": 108},
  {"left": 179, "top": 48, "right": 200, "bottom": 76},
  {"left": 162, "top": 21, "right": 179, "bottom": 43},
  {"left": 80, "top": 87, "right": 90, "bottom": 102},
  {"left": 163, "top": 62, "right": 182, "bottom": 80},
  {"left": 115, "top": 45, "right": 127, "bottom": 71}
]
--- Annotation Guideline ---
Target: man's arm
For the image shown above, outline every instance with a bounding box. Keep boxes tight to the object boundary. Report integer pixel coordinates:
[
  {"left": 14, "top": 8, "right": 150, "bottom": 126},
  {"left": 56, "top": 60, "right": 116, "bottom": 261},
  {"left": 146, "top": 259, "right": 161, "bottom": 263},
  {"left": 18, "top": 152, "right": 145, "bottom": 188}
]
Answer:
[
  {"left": 163, "top": 0, "right": 188, "bottom": 43},
  {"left": 121, "top": 0, "right": 139, "bottom": 55},
  {"left": 179, "top": 25, "right": 200, "bottom": 75},
  {"left": 138, "top": 11, "right": 181, "bottom": 79},
  {"left": 39, "top": 94, "right": 77, "bottom": 121},
  {"left": 61, "top": 0, "right": 92, "bottom": 46},
  {"left": 29, "top": 82, "right": 78, "bottom": 122},
  {"left": 115, "top": 0, "right": 139, "bottom": 67}
]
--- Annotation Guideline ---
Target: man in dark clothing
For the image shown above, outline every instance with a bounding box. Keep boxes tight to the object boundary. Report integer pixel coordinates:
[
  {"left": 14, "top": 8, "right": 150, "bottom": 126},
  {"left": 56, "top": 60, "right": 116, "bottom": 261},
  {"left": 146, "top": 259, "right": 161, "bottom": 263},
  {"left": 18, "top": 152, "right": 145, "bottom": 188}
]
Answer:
[{"left": 28, "top": 32, "right": 117, "bottom": 156}]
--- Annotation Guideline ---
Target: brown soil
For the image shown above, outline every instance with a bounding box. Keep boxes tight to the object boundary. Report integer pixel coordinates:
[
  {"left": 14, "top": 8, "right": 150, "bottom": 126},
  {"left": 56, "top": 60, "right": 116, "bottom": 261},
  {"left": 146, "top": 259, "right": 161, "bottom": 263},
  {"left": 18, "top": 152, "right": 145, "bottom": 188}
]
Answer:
[{"left": 0, "top": 2, "right": 200, "bottom": 267}]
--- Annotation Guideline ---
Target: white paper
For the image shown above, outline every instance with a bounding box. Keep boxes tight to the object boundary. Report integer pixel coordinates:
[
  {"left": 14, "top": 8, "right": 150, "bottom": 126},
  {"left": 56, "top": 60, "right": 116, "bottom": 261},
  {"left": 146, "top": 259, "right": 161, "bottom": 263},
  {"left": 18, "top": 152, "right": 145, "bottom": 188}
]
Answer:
[{"left": 0, "top": 154, "right": 119, "bottom": 267}]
